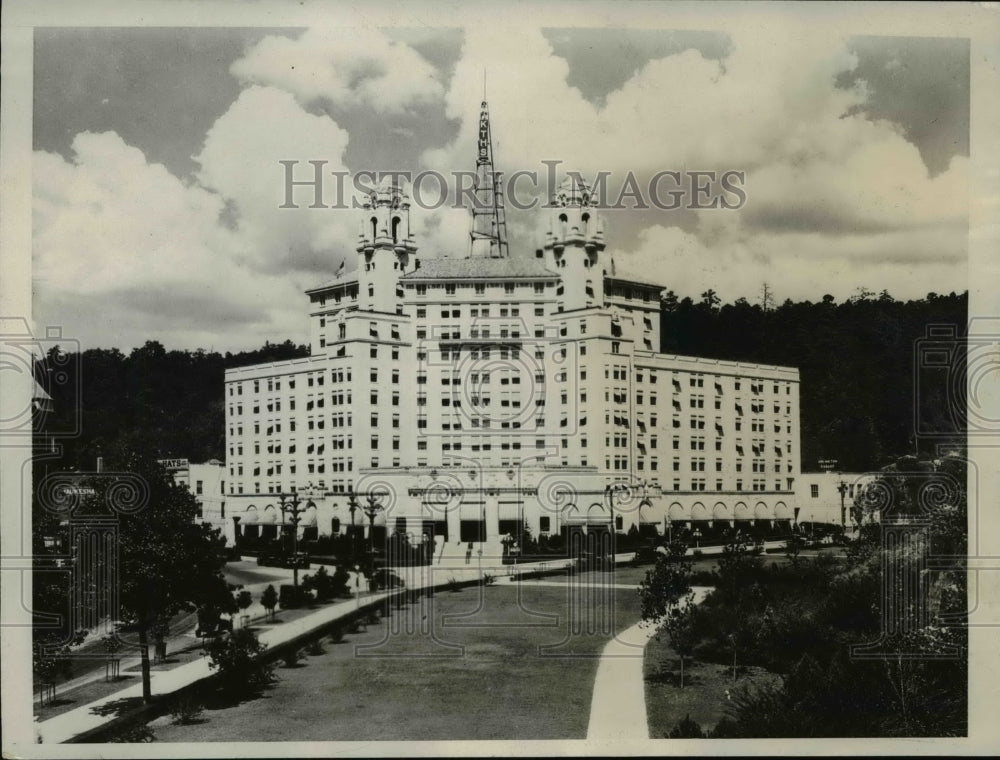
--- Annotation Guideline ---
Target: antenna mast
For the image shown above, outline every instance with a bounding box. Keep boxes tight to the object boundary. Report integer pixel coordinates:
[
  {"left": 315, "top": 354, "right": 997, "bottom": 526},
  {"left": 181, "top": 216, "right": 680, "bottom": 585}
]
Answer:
[{"left": 469, "top": 91, "right": 508, "bottom": 258}]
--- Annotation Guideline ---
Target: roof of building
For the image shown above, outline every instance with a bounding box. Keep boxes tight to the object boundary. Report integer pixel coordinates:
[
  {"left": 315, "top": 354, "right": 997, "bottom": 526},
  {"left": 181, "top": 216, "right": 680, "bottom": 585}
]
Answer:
[
  {"left": 306, "top": 275, "right": 360, "bottom": 294},
  {"left": 606, "top": 269, "right": 666, "bottom": 289},
  {"left": 400, "top": 256, "right": 560, "bottom": 281}
]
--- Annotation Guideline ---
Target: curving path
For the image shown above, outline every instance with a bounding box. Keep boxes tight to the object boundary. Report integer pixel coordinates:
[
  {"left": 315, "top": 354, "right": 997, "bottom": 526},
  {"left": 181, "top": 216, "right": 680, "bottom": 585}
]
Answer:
[{"left": 586, "top": 586, "right": 712, "bottom": 740}]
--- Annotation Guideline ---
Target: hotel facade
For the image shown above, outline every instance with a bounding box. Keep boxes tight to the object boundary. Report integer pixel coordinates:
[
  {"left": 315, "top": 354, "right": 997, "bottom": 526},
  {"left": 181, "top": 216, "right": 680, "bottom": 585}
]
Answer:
[{"left": 222, "top": 104, "right": 801, "bottom": 559}]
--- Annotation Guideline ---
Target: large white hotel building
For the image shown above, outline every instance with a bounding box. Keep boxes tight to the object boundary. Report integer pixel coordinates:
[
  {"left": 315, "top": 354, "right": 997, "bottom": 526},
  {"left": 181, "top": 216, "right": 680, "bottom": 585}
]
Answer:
[{"left": 223, "top": 103, "right": 801, "bottom": 558}]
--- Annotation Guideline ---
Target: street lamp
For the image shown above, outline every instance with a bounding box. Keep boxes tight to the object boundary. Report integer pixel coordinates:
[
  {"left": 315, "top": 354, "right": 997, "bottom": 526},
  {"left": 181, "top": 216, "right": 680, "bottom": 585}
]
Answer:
[
  {"left": 362, "top": 491, "right": 386, "bottom": 583},
  {"left": 278, "top": 487, "right": 311, "bottom": 588},
  {"left": 347, "top": 488, "right": 359, "bottom": 561},
  {"left": 605, "top": 484, "right": 619, "bottom": 570},
  {"left": 837, "top": 478, "right": 848, "bottom": 532}
]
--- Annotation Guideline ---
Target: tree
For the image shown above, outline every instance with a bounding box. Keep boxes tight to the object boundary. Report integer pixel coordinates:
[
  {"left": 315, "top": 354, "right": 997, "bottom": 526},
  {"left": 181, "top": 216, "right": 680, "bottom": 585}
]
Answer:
[
  {"left": 234, "top": 587, "right": 253, "bottom": 621},
  {"left": 638, "top": 552, "right": 693, "bottom": 627},
  {"left": 663, "top": 591, "right": 698, "bottom": 688},
  {"left": 700, "top": 289, "right": 721, "bottom": 311},
  {"left": 33, "top": 636, "right": 72, "bottom": 694},
  {"left": 716, "top": 532, "right": 764, "bottom": 603},
  {"left": 661, "top": 289, "right": 679, "bottom": 313},
  {"left": 89, "top": 445, "right": 233, "bottom": 702},
  {"left": 260, "top": 584, "right": 278, "bottom": 620}
]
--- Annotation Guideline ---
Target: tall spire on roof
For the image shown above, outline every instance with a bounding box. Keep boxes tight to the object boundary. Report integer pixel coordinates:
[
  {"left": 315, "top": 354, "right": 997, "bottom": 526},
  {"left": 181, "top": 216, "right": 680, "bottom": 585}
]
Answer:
[{"left": 469, "top": 91, "right": 509, "bottom": 259}]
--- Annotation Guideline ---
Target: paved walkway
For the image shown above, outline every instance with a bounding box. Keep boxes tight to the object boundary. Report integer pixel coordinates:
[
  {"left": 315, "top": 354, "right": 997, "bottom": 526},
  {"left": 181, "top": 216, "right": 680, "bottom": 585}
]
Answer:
[
  {"left": 586, "top": 586, "right": 712, "bottom": 740},
  {"left": 36, "top": 554, "right": 650, "bottom": 744},
  {"left": 35, "top": 555, "right": 581, "bottom": 744},
  {"left": 35, "top": 590, "right": 398, "bottom": 744}
]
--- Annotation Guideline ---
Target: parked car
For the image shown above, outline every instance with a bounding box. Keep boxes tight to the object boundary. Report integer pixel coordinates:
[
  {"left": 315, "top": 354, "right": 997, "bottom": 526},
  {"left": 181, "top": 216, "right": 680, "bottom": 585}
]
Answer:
[
  {"left": 370, "top": 569, "right": 405, "bottom": 590},
  {"left": 257, "top": 551, "right": 311, "bottom": 569}
]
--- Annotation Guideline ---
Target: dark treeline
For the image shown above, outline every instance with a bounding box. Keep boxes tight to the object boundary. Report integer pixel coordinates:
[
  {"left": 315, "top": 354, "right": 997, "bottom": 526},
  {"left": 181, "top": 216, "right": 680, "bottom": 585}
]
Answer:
[
  {"left": 660, "top": 289, "right": 967, "bottom": 471},
  {"left": 36, "top": 290, "right": 966, "bottom": 473},
  {"left": 38, "top": 339, "right": 309, "bottom": 468}
]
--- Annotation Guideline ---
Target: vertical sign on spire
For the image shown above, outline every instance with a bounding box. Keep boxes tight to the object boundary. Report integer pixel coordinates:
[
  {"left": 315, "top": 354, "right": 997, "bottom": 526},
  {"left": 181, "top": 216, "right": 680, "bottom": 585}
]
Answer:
[{"left": 470, "top": 95, "right": 509, "bottom": 258}]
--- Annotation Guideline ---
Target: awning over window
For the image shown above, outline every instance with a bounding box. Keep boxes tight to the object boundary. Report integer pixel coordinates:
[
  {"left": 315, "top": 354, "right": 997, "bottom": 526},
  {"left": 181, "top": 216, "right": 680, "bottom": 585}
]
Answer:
[
  {"left": 459, "top": 501, "right": 484, "bottom": 520},
  {"left": 497, "top": 502, "right": 521, "bottom": 521},
  {"left": 241, "top": 508, "right": 259, "bottom": 525},
  {"left": 260, "top": 507, "right": 278, "bottom": 524}
]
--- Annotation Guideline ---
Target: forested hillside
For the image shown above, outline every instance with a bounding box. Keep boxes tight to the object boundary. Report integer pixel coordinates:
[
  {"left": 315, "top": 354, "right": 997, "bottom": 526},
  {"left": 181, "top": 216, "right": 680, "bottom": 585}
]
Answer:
[
  {"left": 35, "top": 290, "right": 966, "bottom": 473},
  {"left": 38, "top": 339, "right": 309, "bottom": 468}
]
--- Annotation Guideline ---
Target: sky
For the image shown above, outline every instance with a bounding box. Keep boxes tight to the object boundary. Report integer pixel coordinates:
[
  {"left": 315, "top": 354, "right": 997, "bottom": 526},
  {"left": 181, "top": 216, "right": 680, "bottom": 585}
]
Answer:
[{"left": 32, "top": 25, "right": 970, "bottom": 352}]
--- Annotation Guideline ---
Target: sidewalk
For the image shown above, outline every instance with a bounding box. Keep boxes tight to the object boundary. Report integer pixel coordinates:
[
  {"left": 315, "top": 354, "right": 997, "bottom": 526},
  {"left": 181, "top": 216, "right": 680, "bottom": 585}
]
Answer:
[
  {"left": 36, "top": 555, "right": 582, "bottom": 744},
  {"left": 586, "top": 586, "right": 712, "bottom": 740},
  {"left": 36, "top": 590, "right": 396, "bottom": 744}
]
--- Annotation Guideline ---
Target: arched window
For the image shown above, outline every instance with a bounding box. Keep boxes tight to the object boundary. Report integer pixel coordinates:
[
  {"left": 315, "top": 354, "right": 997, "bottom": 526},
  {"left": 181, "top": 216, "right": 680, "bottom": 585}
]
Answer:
[
  {"left": 370, "top": 216, "right": 378, "bottom": 241},
  {"left": 559, "top": 213, "right": 568, "bottom": 238},
  {"left": 368, "top": 284, "right": 374, "bottom": 297},
  {"left": 391, "top": 216, "right": 401, "bottom": 244}
]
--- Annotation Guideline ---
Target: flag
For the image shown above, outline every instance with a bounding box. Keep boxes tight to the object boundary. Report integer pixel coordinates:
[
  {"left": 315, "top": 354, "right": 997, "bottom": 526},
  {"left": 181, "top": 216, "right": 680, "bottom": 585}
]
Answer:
[{"left": 337, "top": 259, "right": 346, "bottom": 276}]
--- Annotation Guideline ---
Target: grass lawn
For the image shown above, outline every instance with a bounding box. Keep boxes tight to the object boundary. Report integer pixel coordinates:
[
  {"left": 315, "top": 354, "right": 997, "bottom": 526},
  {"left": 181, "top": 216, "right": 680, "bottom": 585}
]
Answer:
[
  {"left": 611, "top": 560, "right": 721, "bottom": 587},
  {"left": 148, "top": 581, "right": 641, "bottom": 741},
  {"left": 644, "top": 630, "right": 782, "bottom": 738}
]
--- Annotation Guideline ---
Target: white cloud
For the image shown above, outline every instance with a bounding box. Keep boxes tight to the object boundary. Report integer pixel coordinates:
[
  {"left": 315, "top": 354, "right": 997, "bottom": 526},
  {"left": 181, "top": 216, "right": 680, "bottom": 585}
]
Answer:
[
  {"left": 33, "top": 129, "right": 311, "bottom": 350},
  {"left": 616, "top": 216, "right": 966, "bottom": 304},
  {"left": 194, "top": 85, "right": 356, "bottom": 275},
  {"left": 424, "top": 25, "right": 967, "bottom": 301},
  {"left": 231, "top": 28, "right": 445, "bottom": 114},
  {"left": 32, "top": 24, "right": 970, "bottom": 351}
]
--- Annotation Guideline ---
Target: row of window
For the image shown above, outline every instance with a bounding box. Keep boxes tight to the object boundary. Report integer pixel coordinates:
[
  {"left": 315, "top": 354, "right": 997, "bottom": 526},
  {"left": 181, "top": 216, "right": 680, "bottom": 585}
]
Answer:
[
  {"left": 226, "top": 367, "right": 360, "bottom": 398},
  {"left": 660, "top": 479, "right": 790, "bottom": 492},
  {"left": 412, "top": 281, "right": 549, "bottom": 296}
]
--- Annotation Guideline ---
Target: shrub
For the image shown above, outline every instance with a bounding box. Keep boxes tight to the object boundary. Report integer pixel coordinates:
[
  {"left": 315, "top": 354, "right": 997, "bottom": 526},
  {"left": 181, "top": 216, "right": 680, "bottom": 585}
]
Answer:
[
  {"left": 279, "top": 584, "right": 312, "bottom": 609},
  {"left": 668, "top": 713, "right": 705, "bottom": 738},
  {"left": 282, "top": 648, "right": 303, "bottom": 667},
  {"left": 109, "top": 725, "right": 155, "bottom": 743},
  {"left": 234, "top": 589, "right": 253, "bottom": 613},
  {"left": 260, "top": 584, "right": 278, "bottom": 619},
  {"left": 204, "top": 628, "right": 273, "bottom": 691},
  {"left": 169, "top": 695, "right": 204, "bottom": 725},
  {"left": 302, "top": 565, "right": 338, "bottom": 602},
  {"left": 446, "top": 577, "right": 462, "bottom": 593},
  {"left": 329, "top": 625, "right": 345, "bottom": 644},
  {"left": 481, "top": 573, "right": 497, "bottom": 587},
  {"left": 306, "top": 639, "right": 326, "bottom": 656},
  {"left": 332, "top": 565, "right": 352, "bottom": 598}
]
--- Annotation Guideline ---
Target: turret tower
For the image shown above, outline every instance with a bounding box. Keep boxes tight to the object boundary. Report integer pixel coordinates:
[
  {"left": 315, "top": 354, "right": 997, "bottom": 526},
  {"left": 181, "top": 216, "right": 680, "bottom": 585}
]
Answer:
[
  {"left": 542, "top": 175, "right": 607, "bottom": 311},
  {"left": 356, "top": 177, "right": 417, "bottom": 312}
]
